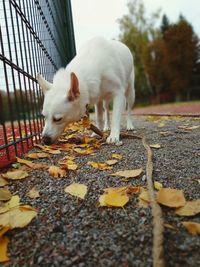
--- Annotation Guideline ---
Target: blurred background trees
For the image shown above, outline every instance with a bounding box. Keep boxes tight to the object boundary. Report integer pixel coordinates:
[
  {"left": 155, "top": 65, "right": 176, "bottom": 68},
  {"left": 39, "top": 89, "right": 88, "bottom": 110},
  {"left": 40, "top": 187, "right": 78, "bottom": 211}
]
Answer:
[{"left": 118, "top": 0, "right": 200, "bottom": 105}]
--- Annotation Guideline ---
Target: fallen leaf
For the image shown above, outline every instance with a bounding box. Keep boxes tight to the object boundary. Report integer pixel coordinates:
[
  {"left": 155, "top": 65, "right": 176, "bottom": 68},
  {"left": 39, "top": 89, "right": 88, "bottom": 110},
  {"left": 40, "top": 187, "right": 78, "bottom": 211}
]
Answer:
[
  {"left": 111, "top": 168, "right": 143, "bottom": 179},
  {"left": 0, "top": 195, "right": 20, "bottom": 214},
  {"left": 0, "top": 188, "right": 12, "bottom": 201},
  {"left": 175, "top": 199, "right": 200, "bottom": 216},
  {"left": 159, "top": 131, "right": 172, "bottom": 136},
  {"left": 67, "top": 163, "right": 78, "bottom": 170},
  {"left": 112, "top": 153, "right": 123, "bottom": 160},
  {"left": 139, "top": 188, "right": 150, "bottom": 203},
  {"left": 103, "top": 186, "right": 128, "bottom": 193},
  {"left": 185, "top": 125, "right": 200, "bottom": 130},
  {"left": 150, "top": 144, "right": 161, "bottom": 149},
  {"left": 154, "top": 181, "right": 163, "bottom": 190},
  {"left": 105, "top": 159, "right": 118, "bottom": 166},
  {"left": 26, "top": 187, "right": 40, "bottom": 199},
  {"left": 182, "top": 221, "right": 200, "bottom": 235},
  {"left": 16, "top": 157, "right": 34, "bottom": 168},
  {"left": 0, "top": 205, "right": 37, "bottom": 229},
  {"left": 164, "top": 223, "right": 176, "bottom": 230},
  {"left": 99, "top": 189, "right": 129, "bottom": 207},
  {"left": 158, "top": 122, "right": 165, "bottom": 127},
  {"left": 48, "top": 166, "right": 67, "bottom": 178},
  {"left": 27, "top": 152, "right": 49, "bottom": 159},
  {"left": 81, "top": 116, "right": 90, "bottom": 128},
  {"left": 74, "top": 147, "right": 94, "bottom": 155},
  {"left": 87, "top": 161, "right": 112, "bottom": 170},
  {"left": 0, "top": 177, "right": 8, "bottom": 187},
  {"left": 0, "top": 236, "right": 9, "bottom": 262},
  {"left": 2, "top": 170, "right": 29, "bottom": 180},
  {"left": 157, "top": 188, "right": 186, "bottom": 208},
  {"left": 64, "top": 183, "right": 87, "bottom": 199}
]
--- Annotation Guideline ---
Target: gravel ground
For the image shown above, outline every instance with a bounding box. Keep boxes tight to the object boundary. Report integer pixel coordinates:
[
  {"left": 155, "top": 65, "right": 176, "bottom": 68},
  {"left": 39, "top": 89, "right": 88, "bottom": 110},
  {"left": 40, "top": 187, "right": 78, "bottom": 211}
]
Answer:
[{"left": 1, "top": 115, "right": 200, "bottom": 267}]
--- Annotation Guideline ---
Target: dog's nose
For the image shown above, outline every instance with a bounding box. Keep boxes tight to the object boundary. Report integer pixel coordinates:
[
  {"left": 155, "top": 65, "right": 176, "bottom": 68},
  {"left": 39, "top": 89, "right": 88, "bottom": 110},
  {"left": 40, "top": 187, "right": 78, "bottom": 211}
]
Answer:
[{"left": 42, "top": 135, "right": 52, "bottom": 145}]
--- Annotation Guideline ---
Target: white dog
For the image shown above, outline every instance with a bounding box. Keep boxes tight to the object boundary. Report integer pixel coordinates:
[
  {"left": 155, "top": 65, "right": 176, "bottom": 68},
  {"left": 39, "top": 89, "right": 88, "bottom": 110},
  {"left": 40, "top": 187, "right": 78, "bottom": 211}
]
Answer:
[{"left": 37, "top": 37, "right": 135, "bottom": 145}]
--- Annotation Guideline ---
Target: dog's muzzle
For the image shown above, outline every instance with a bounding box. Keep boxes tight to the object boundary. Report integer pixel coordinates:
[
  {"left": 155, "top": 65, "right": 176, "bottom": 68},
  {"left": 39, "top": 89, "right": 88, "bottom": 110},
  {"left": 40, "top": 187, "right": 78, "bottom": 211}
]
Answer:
[{"left": 42, "top": 135, "right": 52, "bottom": 145}]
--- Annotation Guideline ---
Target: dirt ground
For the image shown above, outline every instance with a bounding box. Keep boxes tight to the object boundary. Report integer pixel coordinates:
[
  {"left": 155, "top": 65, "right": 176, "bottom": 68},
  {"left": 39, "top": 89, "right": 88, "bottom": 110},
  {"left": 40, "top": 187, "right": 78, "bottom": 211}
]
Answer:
[{"left": 1, "top": 114, "right": 200, "bottom": 267}]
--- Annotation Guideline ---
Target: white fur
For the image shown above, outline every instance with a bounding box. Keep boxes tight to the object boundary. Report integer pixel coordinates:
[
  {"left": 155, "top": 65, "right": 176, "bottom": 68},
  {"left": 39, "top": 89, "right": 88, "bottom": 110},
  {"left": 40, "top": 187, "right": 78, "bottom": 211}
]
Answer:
[{"left": 37, "top": 37, "right": 135, "bottom": 144}]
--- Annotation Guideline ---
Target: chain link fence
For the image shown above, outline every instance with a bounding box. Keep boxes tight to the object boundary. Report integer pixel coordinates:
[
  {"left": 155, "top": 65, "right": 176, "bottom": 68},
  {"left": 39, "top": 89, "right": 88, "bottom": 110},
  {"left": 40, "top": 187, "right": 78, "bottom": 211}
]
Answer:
[{"left": 0, "top": 0, "right": 76, "bottom": 168}]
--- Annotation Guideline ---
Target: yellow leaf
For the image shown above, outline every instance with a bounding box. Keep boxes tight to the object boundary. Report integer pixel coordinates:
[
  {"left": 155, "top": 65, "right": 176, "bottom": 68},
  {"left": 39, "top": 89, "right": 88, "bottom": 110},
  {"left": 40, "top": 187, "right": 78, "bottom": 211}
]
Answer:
[
  {"left": 139, "top": 188, "right": 150, "bottom": 203},
  {"left": 64, "top": 183, "right": 87, "bottom": 199},
  {"left": 27, "top": 152, "right": 49, "bottom": 159},
  {"left": 0, "top": 188, "right": 12, "bottom": 201},
  {"left": 48, "top": 166, "right": 67, "bottom": 178},
  {"left": 0, "top": 177, "right": 8, "bottom": 187},
  {"left": 182, "top": 221, "right": 200, "bottom": 235},
  {"left": 45, "top": 148, "right": 61, "bottom": 155},
  {"left": 0, "top": 195, "right": 20, "bottom": 214},
  {"left": 150, "top": 144, "right": 161, "bottom": 149},
  {"left": 26, "top": 187, "right": 40, "bottom": 199},
  {"left": 111, "top": 168, "right": 143, "bottom": 179},
  {"left": 87, "top": 161, "right": 112, "bottom": 170},
  {"left": 175, "top": 199, "right": 200, "bottom": 216},
  {"left": 2, "top": 170, "right": 29, "bottom": 180},
  {"left": 100, "top": 190, "right": 129, "bottom": 207},
  {"left": 154, "top": 181, "right": 163, "bottom": 190},
  {"left": 164, "top": 223, "right": 176, "bottom": 230},
  {"left": 112, "top": 153, "right": 122, "bottom": 160},
  {"left": 74, "top": 148, "right": 94, "bottom": 155},
  {"left": 105, "top": 160, "right": 118, "bottom": 166},
  {"left": 0, "top": 236, "right": 9, "bottom": 262},
  {"left": 67, "top": 163, "right": 78, "bottom": 170},
  {"left": 103, "top": 186, "right": 128, "bottom": 194},
  {"left": 0, "top": 205, "right": 37, "bottom": 229},
  {"left": 16, "top": 157, "right": 34, "bottom": 168},
  {"left": 81, "top": 116, "right": 90, "bottom": 128},
  {"left": 157, "top": 188, "right": 186, "bottom": 208}
]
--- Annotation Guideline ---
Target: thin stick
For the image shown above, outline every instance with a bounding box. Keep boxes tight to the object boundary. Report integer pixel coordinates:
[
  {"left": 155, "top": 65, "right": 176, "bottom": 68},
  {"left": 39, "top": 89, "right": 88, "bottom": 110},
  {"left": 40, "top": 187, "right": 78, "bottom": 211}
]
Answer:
[{"left": 142, "top": 136, "right": 165, "bottom": 267}]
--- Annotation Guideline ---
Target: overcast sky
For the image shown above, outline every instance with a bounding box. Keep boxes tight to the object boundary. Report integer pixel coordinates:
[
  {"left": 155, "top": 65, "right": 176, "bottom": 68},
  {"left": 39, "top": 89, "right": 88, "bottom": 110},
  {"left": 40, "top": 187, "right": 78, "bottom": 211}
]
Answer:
[{"left": 71, "top": 0, "right": 200, "bottom": 50}]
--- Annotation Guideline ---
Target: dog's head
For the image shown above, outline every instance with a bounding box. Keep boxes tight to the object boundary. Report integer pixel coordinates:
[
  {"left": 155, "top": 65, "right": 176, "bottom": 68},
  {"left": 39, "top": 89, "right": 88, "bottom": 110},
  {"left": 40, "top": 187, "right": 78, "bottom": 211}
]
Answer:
[{"left": 37, "top": 72, "right": 81, "bottom": 145}]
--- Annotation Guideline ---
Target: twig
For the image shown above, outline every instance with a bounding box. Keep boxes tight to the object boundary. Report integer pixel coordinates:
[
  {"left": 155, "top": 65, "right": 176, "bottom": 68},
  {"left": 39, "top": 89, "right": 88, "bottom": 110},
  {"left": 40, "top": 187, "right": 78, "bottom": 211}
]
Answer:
[
  {"left": 142, "top": 136, "right": 165, "bottom": 267},
  {"left": 89, "top": 123, "right": 104, "bottom": 137}
]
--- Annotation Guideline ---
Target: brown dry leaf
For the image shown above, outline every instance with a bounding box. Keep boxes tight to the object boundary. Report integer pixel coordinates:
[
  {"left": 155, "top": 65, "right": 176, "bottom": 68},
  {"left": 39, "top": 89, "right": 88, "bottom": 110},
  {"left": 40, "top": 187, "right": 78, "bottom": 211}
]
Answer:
[
  {"left": 111, "top": 168, "right": 143, "bottom": 179},
  {"left": 126, "top": 186, "right": 141, "bottom": 194},
  {"left": 64, "top": 183, "right": 87, "bottom": 199},
  {"left": 159, "top": 131, "right": 172, "bottom": 136},
  {"left": 157, "top": 188, "right": 186, "bottom": 208},
  {"left": 0, "top": 177, "right": 8, "bottom": 187},
  {"left": 26, "top": 187, "right": 40, "bottom": 199},
  {"left": 154, "top": 181, "right": 163, "bottom": 190},
  {"left": 87, "top": 161, "right": 112, "bottom": 170},
  {"left": 58, "top": 156, "right": 75, "bottom": 164},
  {"left": 185, "top": 125, "right": 200, "bottom": 131},
  {"left": 2, "top": 170, "right": 29, "bottom": 180},
  {"left": 99, "top": 189, "right": 129, "bottom": 207},
  {"left": 46, "top": 148, "right": 61, "bottom": 155},
  {"left": 112, "top": 153, "right": 123, "bottom": 160},
  {"left": 16, "top": 157, "right": 34, "bottom": 168},
  {"left": 0, "top": 205, "right": 37, "bottom": 229},
  {"left": 81, "top": 116, "right": 90, "bottom": 128},
  {"left": 0, "top": 236, "right": 9, "bottom": 262},
  {"left": 0, "top": 188, "right": 12, "bottom": 201},
  {"left": 105, "top": 160, "right": 118, "bottom": 166},
  {"left": 48, "top": 166, "right": 67, "bottom": 178},
  {"left": 182, "top": 221, "right": 200, "bottom": 235},
  {"left": 175, "top": 199, "right": 200, "bottom": 216},
  {"left": 27, "top": 152, "right": 49, "bottom": 159},
  {"left": 150, "top": 144, "right": 161, "bottom": 149}
]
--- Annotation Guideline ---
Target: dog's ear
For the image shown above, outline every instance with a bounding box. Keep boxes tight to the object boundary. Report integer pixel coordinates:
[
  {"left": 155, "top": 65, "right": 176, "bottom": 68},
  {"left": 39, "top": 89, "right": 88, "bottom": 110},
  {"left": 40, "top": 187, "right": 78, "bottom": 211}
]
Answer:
[
  {"left": 68, "top": 72, "right": 80, "bottom": 101},
  {"left": 36, "top": 73, "right": 52, "bottom": 95}
]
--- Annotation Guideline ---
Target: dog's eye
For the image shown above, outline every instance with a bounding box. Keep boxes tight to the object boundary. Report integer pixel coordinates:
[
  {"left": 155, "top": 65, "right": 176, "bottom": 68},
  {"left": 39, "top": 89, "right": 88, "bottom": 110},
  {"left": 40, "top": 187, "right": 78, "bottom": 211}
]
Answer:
[{"left": 53, "top": 117, "right": 62, "bottom": 122}]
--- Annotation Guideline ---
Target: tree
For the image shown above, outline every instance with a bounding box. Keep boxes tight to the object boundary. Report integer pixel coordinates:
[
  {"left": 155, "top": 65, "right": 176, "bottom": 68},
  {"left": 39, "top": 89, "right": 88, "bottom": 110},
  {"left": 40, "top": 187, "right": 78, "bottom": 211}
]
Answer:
[
  {"left": 164, "top": 19, "right": 199, "bottom": 100},
  {"left": 118, "top": 0, "right": 161, "bottom": 102},
  {"left": 160, "top": 14, "right": 170, "bottom": 35}
]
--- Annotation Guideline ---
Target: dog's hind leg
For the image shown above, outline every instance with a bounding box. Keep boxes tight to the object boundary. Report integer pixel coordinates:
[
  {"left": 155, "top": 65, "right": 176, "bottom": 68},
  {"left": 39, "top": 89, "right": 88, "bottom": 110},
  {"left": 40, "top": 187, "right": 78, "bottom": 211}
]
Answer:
[
  {"left": 103, "top": 100, "right": 110, "bottom": 132},
  {"left": 126, "top": 71, "right": 135, "bottom": 130}
]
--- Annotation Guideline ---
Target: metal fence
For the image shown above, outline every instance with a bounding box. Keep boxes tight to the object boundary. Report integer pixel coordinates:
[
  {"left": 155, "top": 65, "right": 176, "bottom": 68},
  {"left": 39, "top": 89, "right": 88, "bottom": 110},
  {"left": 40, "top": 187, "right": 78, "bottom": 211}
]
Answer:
[{"left": 0, "top": 0, "right": 76, "bottom": 168}]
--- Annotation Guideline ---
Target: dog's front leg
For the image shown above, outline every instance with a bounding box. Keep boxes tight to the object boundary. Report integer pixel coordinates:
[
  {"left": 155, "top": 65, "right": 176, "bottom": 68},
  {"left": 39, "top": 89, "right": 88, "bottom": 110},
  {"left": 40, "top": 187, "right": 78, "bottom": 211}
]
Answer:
[
  {"left": 107, "top": 93, "right": 125, "bottom": 144},
  {"left": 95, "top": 101, "right": 104, "bottom": 130}
]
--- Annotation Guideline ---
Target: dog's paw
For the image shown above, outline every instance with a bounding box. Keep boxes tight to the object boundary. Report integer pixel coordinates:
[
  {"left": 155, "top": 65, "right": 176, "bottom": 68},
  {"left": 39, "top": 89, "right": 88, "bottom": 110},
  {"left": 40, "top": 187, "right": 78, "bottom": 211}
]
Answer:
[
  {"left": 126, "top": 121, "right": 135, "bottom": 131},
  {"left": 103, "top": 125, "right": 110, "bottom": 132},
  {"left": 106, "top": 135, "right": 123, "bottom": 146}
]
